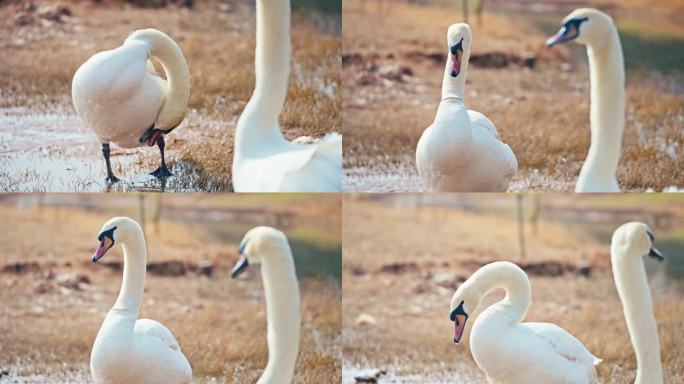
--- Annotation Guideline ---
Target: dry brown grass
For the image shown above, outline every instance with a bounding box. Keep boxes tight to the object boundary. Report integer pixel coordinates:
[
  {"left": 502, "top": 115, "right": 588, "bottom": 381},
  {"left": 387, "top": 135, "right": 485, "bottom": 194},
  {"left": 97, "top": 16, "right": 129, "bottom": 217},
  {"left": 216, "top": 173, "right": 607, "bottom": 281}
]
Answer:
[
  {"left": 342, "top": 0, "right": 684, "bottom": 192},
  {"left": 0, "top": 0, "right": 340, "bottom": 191},
  {"left": 0, "top": 197, "right": 341, "bottom": 382},
  {"left": 342, "top": 195, "right": 684, "bottom": 382},
  {"left": 603, "top": 0, "right": 684, "bottom": 16}
]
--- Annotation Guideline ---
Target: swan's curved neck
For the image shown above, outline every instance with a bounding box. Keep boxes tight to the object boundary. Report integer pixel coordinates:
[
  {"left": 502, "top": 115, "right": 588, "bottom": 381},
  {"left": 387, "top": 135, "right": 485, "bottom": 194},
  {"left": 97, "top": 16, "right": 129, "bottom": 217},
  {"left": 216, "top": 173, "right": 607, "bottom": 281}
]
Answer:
[
  {"left": 111, "top": 232, "right": 147, "bottom": 318},
  {"left": 441, "top": 44, "right": 470, "bottom": 102},
  {"left": 611, "top": 247, "right": 664, "bottom": 384},
  {"left": 476, "top": 264, "right": 531, "bottom": 324},
  {"left": 235, "top": 0, "right": 291, "bottom": 152},
  {"left": 257, "top": 245, "right": 300, "bottom": 384},
  {"left": 581, "top": 31, "right": 625, "bottom": 187},
  {"left": 136, "top": 30, "right": 190, "bottom": 129},
  {"left": 254, "top": 0, "right": 290, "bottom": 117}
]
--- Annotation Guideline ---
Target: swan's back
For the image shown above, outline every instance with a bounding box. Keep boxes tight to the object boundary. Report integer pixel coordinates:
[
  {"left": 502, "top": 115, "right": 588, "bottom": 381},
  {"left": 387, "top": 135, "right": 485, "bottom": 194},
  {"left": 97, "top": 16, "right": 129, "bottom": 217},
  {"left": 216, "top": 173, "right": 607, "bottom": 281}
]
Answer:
[
  {"left": 233, "top": 132, "right": 342, "bottom": 192},
  {"left": 471, "top": 318, "right": 599, "bottom": 384},
  {"left": 73, "top": 44, "right": 146, "bottom": 101},
  {"left": 278, "top": 132, "right": 342, "bottom": 191}
]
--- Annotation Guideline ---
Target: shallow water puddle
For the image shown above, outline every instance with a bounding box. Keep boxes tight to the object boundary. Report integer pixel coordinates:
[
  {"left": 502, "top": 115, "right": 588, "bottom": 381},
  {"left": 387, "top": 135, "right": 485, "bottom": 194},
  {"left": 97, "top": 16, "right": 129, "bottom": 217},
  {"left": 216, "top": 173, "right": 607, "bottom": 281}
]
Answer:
[
  {"left": 344, "top": 165, "right": 430, "bottom": 192},
  {"left": 0, "top": 373, "right": 91, "bottom": 384},
  {"left": 344, "top": 164, "right": 574, "bottom": 192},
  {"left": 343, "top": 363, "right": 487, "bottom": 384},
  {"left": 0, "top": 107, "right": 213, "bottom": 192}
]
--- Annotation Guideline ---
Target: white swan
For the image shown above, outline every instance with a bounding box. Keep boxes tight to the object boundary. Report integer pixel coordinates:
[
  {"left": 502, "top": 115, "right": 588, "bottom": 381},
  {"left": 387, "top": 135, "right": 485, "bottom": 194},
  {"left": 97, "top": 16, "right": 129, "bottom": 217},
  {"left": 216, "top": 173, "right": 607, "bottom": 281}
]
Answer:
[
  {"left": 231, "top": 0, "right": 342, "bottom": 192},
  {"left": 611, "top": 222, "right": 665, "bottom": 384},
  {"left": 547, "top": 9, "right": 624, "bottom": 192},
  {"left": 416, "top": 23, "right": 517, "bottom": 192},
  {"left": 72, "top": 29, "right": 190, "bottom": 182},
  {"left": 449, "top": 261, "right": 600, "bottom": 383},
  {"left": 230, "top": 226, "right": 300, "bottom": 383},
  {"left": 90, "top": 217, "right": 192, "bottom": 384}
]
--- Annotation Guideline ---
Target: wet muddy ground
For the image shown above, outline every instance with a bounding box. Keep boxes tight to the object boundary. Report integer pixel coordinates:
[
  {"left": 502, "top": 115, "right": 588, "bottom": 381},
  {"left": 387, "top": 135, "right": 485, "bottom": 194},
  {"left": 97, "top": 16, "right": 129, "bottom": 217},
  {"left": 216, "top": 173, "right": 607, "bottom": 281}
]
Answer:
[
  {"left": 344, "top": 163, "right": 575, "bottom": 192},
  {"left": 0, "top": 106, "right": 226, "bottom": 192},
  {"left": 343, "top": 363, "right": 487, "bottom": 384}
]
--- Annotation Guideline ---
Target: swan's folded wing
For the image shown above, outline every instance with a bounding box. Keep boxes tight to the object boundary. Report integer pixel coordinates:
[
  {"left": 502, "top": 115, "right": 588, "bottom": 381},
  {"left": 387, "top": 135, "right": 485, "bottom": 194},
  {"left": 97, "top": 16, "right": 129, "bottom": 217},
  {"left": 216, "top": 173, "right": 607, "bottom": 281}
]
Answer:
[
  {"left": 135, "top": 318, "right": 182, "bottom": 352},
  {"left": 501, "top": 142, "right": 518, "bottom": 176},
  {"left": 134, "top": 319, "right": 192, "bottom": 382},
  {"left": 468, "top": 110, "right": 501, "bottom": 141},
  {"left": 469, "top": 110, "right": 518, "bottom": 176},
  {"left": 522, "top": 322, "right": 602, "bottom": 367},
  {"left": 234, "top": 132, "right": 341, "bottom": 192}
]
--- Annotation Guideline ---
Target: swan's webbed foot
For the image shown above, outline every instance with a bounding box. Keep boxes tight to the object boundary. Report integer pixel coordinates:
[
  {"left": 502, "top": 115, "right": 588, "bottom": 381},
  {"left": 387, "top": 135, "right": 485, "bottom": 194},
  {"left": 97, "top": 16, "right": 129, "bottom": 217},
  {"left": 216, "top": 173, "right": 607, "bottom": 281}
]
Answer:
[
  {"left": 101, "top": 143, "right": 120, "bottom": 184},
  {"left": 150, "top": 164, "right": 173, "bottom": 179},
  {"left": 150, "top": 136, "right": 173, "bottom": 179}
]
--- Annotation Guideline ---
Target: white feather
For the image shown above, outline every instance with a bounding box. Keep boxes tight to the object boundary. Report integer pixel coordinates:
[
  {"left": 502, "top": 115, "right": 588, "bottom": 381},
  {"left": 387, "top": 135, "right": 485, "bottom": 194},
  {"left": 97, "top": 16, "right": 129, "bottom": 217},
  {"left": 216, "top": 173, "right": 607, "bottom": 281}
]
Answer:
[{"left": 231, "top": 0, "right": 341, "bottom": 192}]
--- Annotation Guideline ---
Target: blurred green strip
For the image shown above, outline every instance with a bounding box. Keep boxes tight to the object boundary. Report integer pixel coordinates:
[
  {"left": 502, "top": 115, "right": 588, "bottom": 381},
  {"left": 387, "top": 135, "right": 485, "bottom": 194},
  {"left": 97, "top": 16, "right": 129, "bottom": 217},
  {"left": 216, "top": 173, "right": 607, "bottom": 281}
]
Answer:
[{"left": 292, "top": 0, "right": 341, "bottom": 15}]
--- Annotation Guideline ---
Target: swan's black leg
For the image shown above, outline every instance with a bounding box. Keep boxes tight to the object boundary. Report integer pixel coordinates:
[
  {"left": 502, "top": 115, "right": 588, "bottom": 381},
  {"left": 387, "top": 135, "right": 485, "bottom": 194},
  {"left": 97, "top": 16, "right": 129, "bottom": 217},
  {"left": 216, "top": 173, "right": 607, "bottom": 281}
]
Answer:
[
  {"left": 150, "top": 136, "right": 173, "bottom": 178},
  {"left": 101, "top": 143, "right": 120, "bottom": 184}
]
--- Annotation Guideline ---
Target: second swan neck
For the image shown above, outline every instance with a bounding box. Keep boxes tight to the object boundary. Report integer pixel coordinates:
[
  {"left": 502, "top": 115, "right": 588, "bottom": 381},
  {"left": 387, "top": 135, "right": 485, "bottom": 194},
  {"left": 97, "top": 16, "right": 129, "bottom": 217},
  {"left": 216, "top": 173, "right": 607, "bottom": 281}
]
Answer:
[
  {"left": 253, "top": 0, "right": 291, "bottom": 121},
  {"left": 258, "top": 255, "right": 300, "bottom": 383},
  {"left": 234, "top": 0, "right": 291, "bottom": 154},
  {"left": 611, "top": 251, "right": 664, "bottom": 384},
  {"left": 583, "top": 32, "right": 625, "bottom": 183}
]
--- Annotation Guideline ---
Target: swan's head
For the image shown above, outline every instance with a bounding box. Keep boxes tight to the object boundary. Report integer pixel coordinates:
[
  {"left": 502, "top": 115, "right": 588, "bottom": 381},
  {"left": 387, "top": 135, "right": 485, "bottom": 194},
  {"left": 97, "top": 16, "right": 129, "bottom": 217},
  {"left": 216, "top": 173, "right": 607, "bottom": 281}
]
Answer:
[
  {"left": 230, "top": 226, "right": 289, "bottom": 278},
  {"left": 449, "top": 279, "right": 481, "bottom": 344},
  {"left": 546, "top": 8, "right": 615, "bottom": 48},
  {"left": 446, "top": 23, "right": 471, "bottom": 78},
  {"left": 92, "top": 217, "right": 141, "bottom": 262},
  {"left": 612, "top": 222, "right": 664, "bottom": 262}
]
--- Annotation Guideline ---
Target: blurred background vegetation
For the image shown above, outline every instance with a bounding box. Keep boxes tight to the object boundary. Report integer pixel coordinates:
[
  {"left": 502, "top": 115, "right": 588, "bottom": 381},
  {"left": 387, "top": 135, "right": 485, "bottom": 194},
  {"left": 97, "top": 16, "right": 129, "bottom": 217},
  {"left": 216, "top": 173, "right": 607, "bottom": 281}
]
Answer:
[
  {"left": 365, "top": 193, "right": 684, "bottom": 280},
  {"left": 0, "top": 193, "right": 342, "bottom": 280},
  {"left": 88, "top": 0, "right": 341, "bottom": 20}
]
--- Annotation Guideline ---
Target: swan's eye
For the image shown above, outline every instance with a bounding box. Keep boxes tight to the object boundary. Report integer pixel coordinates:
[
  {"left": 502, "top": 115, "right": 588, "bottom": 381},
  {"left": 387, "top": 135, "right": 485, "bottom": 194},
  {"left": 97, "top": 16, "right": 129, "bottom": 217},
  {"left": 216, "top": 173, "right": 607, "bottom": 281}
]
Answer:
[
  {"left": 450, "top": 300, "right": 467, "bottom": 321},
  {"left": 564, "top": 17, "right": 588, "bottom": 38},
  {"left": 450, "top": 38, "right": 464, "bottom": 55},
  {"left": 97, "top": 226, "right": 117, "bottom": 242},
  {"left": 646, "top": 230, "right": 654, "bottom": 242}
]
